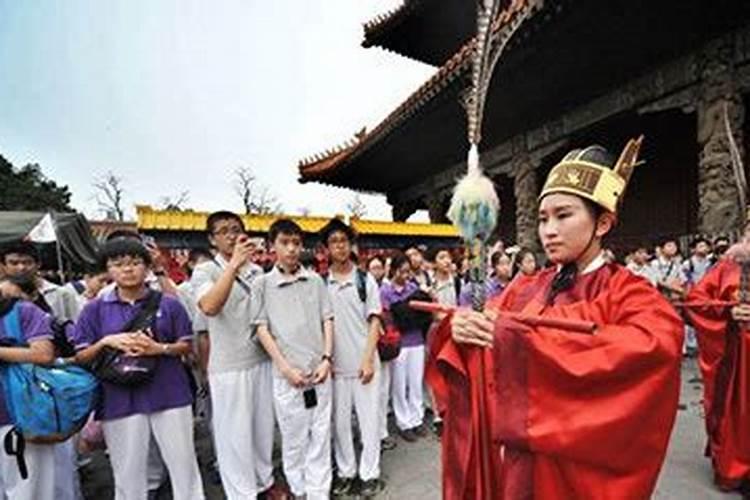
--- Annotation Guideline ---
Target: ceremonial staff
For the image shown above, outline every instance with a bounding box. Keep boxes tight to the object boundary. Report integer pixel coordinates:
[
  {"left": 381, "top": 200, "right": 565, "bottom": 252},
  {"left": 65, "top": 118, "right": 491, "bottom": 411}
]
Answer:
[{"left": 443, "top": 1, "right": 534, "bottom": 495}]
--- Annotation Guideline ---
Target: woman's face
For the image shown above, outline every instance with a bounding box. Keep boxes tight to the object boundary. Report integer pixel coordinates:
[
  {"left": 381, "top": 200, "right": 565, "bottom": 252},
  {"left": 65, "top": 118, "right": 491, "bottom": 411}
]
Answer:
[
  {"left": 520, "top": 253, "right": 537, "bottom": 275},
  {"left": 538, "top": 193, "right": 608, "bottom": 264},
  {"left": 495, "top": 255, "right": 512, "bottom": 280},
  {"left": 392, "top": 263, "right": 411, "bottom": 285}
]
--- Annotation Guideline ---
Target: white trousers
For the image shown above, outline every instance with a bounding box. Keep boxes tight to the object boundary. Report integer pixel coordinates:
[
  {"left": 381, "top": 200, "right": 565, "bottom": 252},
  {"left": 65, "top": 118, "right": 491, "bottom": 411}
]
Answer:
[
  {"left": 274, "top": 376, "right": 332, "bottom": 500},
  {"left": 102, "top": 406, "right": 205, "bottom": 500},
  {"left": 0, "top": 425, "right": 55, "bottom": 500},
  {"left": 333, "top": 373, "right": 381, "bottom": 481},
  {"left": 379, "top": 361, "right": 392, "bottom": 440},
  {"left": 391, "top": 346, "right": 425, "bottom": 430},
  {"left": 210, "top": 363, "right": 275, "bottom": 499},
  {"left": 54, "top": 439, "right": 82, "bottom": 500}
]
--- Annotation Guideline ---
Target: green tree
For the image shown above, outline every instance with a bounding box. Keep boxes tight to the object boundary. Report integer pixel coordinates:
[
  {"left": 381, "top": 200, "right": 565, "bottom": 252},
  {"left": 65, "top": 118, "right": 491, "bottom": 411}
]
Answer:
[{"left": 0, "top": 155, "right": 73, "bottom": 211}]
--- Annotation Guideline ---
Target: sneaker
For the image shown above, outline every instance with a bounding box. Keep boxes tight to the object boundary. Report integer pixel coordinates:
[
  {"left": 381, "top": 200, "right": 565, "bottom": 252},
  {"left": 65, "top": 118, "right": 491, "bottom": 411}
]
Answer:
[
  {"left": 360, "top": 478, "right": 382, "bottom": 497},
  {"left": 399, "top": 429, "right": 418, "bottom": 442},
  {"left": 331, "top": 476, "right": 355, "bottom": 496},
  {"left": 431, "top": 420, "right": 444, "bottom": 437},
  {"left": 381, "top": 436, "right": 397, "bottom": 451},
  {"left": 413, "top": 425, "right": 428, "bottom": 438}
]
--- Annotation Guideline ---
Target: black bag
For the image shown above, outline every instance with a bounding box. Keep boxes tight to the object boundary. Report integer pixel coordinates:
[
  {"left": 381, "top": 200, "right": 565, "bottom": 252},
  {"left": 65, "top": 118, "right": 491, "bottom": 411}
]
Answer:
[{"left": 90, "top": 292, "right": 162, "bottom": 386}]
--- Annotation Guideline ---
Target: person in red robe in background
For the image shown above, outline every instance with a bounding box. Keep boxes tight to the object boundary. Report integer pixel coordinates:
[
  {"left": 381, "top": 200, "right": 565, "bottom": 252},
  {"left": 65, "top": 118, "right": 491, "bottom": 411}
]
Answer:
[
  {"left": 686, "top": 218, "right": 750, "bottom": 493},
  {"left": 427, "top": 138, "right": 684, "bottom": 499}
]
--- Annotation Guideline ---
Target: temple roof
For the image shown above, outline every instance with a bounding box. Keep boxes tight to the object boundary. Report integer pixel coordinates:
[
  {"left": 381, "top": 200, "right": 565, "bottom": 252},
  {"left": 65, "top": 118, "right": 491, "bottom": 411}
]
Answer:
[
  {"left": 299, "top": 0, "right": 534, "bottom": 190},
  {"left": 362, "top": 0, "right": 480, "bottom": 66}
]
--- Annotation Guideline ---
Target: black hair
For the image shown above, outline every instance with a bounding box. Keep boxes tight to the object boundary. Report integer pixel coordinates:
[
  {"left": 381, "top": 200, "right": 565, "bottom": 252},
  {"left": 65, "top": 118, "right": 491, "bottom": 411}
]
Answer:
[
  {"left": 268, "top": 218, "right": 303, "bottom": 243},
  {"left": 188, "top": 248, "right": 213, "bottom": 262},
  {"left": 105, "top": 230, "right": 142, "bottom": 242},
  {"left": 0, "top": 241, "right": 40, "bottom": 263},
  {"left": 660, "top": 238, "right": 678, "bottom": 247},
  {"left": 367, "top": 255, "right": 385, "bottom": 267},
  {"left": 0, "top": 272, "right": 38, "bottom": 297},
  {"left": 425, "top": 247, "right": 451, "bottom": 263},
  {"left": 389, "top": 251, "right": 410, "bottom": 279},
  {"left": 490, "top": 251, "right": 506, "bottom": 268},
  {"left": 713, "top": 236, "right": 730, "bottom": 246},
  {"left": 319, "top": 218, "right": 356, "bottom": 244},
  {"left": 512, "top": 248, "right": 536, "bottom": 277},
  {"left": 691, "top": 236, "right": 710, "bottom": 248},
  {"left": 98, "top": 239, "right": 152, "bottom": 268},
  {"left": 206, "top": 211, "right": 244, "bottom": 235},
  {"left": 82, "top": 262, "right": 107, "bottom": 276}
]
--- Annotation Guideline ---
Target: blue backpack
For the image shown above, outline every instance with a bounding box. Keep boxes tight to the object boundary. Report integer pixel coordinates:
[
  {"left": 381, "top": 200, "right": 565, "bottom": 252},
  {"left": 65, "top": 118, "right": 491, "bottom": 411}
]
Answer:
[{"left": 0, "top": 302, "right": 99, "bottom": 476}]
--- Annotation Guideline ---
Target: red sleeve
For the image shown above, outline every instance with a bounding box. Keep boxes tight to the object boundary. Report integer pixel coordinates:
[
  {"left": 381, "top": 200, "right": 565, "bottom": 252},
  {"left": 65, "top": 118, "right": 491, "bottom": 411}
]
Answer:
[
  {"left": 494, "top": 269, "right": 683, "bottom": 497},
  {"left": 685, "top": 259, "right": 735, "bottom": 419}
]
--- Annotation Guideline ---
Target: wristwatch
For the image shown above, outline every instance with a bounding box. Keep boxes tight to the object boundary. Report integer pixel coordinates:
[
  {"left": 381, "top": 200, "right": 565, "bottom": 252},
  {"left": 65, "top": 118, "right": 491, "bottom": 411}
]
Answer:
[{"left": 321, "top": 353, "right": 333, "bottom": 364}]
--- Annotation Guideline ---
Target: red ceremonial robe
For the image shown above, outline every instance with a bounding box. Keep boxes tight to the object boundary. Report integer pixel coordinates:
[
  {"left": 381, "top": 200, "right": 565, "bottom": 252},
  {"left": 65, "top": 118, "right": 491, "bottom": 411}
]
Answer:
[
  {"left": 686, "top": 259, "right": 750, "bottom": 490},
  {"left": 427, "top": 263, "right": 683, "bottom": 499}
]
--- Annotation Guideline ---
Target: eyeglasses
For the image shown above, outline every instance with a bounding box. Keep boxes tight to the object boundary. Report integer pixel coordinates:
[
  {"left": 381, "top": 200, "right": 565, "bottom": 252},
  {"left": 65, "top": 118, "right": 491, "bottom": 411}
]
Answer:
[
  {"left": 327, "top": 237, "right": 350, "bottom": 246},
  {"left": 212, "top": 226, "right": 244, "bottom": 236},
  {"left": 108, "top": 258, "right": 146, "bottom": 269}
]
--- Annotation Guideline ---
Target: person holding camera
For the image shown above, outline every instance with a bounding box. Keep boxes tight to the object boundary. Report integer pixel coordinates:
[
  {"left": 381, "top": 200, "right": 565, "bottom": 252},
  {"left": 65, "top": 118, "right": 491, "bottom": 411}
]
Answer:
[
  {"left": 192, "top": 211, "right": 276, "bottom": 499},
  {"left": 253, "top": 219, "right": 334, "bottom": 500}
]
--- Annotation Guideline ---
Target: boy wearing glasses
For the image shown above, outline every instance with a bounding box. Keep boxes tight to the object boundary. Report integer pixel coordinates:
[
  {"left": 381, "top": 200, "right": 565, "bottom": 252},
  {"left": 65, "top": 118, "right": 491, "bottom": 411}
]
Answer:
[
  {"left": 74, "top": 239, "right": 204, "bottom": 499},
  {"left": 191, "top": 211, "right": 276, "bottom": 499}
]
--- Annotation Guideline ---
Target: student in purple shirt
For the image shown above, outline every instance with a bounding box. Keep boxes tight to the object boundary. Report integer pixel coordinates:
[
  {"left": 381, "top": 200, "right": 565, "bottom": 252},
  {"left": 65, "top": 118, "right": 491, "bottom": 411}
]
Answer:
[
  {"left": 0, "top": 286, "right": 56, "bottom": 500},
  {"left": 73, "top": 239, "right": 205, "bottom": 500},
  {"left": 379, "top": 252, "right": 427, "bottom": 442},
  {"left": 458, "top": 250, "right": 511, "bottom": 306}
]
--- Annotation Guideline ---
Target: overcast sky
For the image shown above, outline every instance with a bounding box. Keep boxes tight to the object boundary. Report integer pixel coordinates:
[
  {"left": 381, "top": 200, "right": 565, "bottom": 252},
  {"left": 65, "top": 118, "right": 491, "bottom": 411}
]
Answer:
[{"left": 0, "top": 0, "right": 435, "bottom": 221}]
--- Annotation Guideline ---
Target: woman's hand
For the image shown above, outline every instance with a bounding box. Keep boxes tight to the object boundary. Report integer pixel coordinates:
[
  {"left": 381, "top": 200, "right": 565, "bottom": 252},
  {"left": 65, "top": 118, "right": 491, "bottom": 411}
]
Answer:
[
  {"left": 451, "top": 308, "right": 495, "bottom": 348},
  {"left": 311, "top": 359, "right": 331, "bottom": 384},
  {"left": 731, "top": 304, "right": 750, "bottom": 323}
]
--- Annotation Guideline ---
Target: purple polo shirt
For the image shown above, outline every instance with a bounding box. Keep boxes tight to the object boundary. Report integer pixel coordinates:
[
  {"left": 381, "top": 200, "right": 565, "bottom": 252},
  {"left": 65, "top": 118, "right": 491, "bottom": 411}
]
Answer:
[
  {"left": 0, "top": 302, "right": 53, "bottom": 426},
  {"left": 380, "top": 281, "right": 423, "bottom": 347},
  {"left": 73, "top": 289, "right": 193, "bottom": 421},
  {"left": 458, "top": 277, "right": 507, "bottom": 307}
]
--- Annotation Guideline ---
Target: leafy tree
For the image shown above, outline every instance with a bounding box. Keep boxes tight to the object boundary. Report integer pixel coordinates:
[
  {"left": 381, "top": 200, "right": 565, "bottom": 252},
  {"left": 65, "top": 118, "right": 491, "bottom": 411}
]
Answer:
[{"left": 0, "top": 155, "right": 73, "bottom": 211}]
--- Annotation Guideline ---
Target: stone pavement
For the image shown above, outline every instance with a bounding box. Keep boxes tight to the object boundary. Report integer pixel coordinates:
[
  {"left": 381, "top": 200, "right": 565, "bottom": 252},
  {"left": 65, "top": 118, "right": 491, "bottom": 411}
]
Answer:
[{"left": 80, "top": 359, "right": 741, "bottom": 499}]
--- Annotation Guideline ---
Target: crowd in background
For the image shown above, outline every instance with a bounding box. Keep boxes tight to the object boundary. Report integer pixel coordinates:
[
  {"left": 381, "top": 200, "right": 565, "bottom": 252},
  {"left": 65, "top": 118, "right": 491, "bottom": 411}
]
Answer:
[{"left": 0, "top": 219, "right": 734, "bottom": 499}]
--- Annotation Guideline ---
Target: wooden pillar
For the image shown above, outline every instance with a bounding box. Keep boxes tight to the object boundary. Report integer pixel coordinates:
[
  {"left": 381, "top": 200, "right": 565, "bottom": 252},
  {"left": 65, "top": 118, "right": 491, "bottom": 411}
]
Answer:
[
  {"left": 512, "top": 144, "right": 540, "bottom": 250},
  {"left": 696, "top": 36, "right": 745, "bottom": 234}
]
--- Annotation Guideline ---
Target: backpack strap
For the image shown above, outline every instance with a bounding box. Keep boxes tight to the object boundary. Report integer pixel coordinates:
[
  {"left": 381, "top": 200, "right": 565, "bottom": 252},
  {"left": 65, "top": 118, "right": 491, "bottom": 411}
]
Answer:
[
  {"left": 355, "top": 269, "right": 367, "bottom": 303},
  {"left": 454, "top": 276, "right": 462, "bottom": 301},
  {"left": 4, "top": 428, "right": 27, "bottom": 480},
  {"left": 2, "top": 302, "right": 23, "bottom": 345}
]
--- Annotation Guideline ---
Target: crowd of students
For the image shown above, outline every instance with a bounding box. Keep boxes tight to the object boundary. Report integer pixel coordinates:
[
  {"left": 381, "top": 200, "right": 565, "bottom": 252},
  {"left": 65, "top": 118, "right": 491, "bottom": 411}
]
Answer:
[
  {"left": 0, "top": 204, "right": 733, "bottom": 500},
  {"left": 0, "top": 209, "right": 540, "bottom": 500}
]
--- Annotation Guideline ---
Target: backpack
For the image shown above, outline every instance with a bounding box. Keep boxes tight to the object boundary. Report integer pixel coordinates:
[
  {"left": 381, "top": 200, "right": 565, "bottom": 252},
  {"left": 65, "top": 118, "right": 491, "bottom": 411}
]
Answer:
[
  {"left": 1, "top": 302, "right": 99, "bottom": 477},
  {"left": 322, "top": 268, "right": 368, "bottom": 303}
]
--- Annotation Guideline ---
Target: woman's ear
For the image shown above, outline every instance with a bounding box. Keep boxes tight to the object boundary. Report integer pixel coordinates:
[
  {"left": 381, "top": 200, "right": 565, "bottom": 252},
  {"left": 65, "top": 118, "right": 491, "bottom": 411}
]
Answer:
[{"left": 595, "top": 212, "right": 616, "bottom": 238}]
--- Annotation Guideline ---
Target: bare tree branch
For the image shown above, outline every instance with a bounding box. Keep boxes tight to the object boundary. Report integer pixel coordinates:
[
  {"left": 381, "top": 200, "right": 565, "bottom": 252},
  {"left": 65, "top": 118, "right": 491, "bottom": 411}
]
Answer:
[
  {"left": 346, "top": 193, "right": 367, "bottom": 219},
  {"left": 233, "top": 166, "right": 282, "bottom": 215},
  {"left": 160, "top": 190, "right": 190, "bottom": 211},
  {"left": 92, "top": 171, "right": 126, "bottom": 221}
]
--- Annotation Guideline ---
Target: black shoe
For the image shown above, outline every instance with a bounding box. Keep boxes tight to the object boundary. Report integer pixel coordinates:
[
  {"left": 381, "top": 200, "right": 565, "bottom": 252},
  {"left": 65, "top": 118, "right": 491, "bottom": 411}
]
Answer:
[
  {"left": 381, "top": 436, "right": 397, "bottom": 451},
  {"left": 399, "top": 429, "right": 418, "bottom": 442},
  {"left": 413, "top": 424, "right": 428, "bottom": 438},
  {"left": 360, "top": 478, "right": 382, "bottom": 497},
  {"left": 432, "top": 420, "right": 443, "bottom": 437},
  {"left": 331, "top": 476, "right": 355, "bottom": 496}
]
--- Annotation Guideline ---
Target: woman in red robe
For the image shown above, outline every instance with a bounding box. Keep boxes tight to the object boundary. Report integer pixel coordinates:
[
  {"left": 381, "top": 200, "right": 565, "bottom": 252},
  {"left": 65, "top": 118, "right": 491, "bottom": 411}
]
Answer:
[
  {"left": 428, "top": 139, "right": 683, "bottom": 499},
  {"left": 686, "top": 226, "right": 750, "bottom": 492}
]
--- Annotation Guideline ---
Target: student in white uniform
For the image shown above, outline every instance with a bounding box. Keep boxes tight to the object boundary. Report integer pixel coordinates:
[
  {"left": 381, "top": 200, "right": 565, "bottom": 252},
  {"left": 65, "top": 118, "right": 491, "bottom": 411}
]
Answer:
[
  {"left": 253, "top": 219, "right": 334, "bottom": 500},
  {"left": 192, "top": 211, "right": 276, "bottom": 500},
  {"left": 320, "top": 219, "right": 383, "bottom": 497}
]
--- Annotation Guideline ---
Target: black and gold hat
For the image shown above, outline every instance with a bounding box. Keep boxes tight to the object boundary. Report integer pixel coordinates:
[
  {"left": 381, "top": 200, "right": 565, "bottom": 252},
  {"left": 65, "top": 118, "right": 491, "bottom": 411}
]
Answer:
[{"left": 539, "top": 136, "right": 644, "bottom": 213}]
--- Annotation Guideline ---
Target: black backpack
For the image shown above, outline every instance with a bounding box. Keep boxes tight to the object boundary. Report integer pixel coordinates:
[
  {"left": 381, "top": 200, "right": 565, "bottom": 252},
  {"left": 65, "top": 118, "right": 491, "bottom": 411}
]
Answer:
[{"left": 322, "top": 268, "right": 368, "bottom": 303}]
